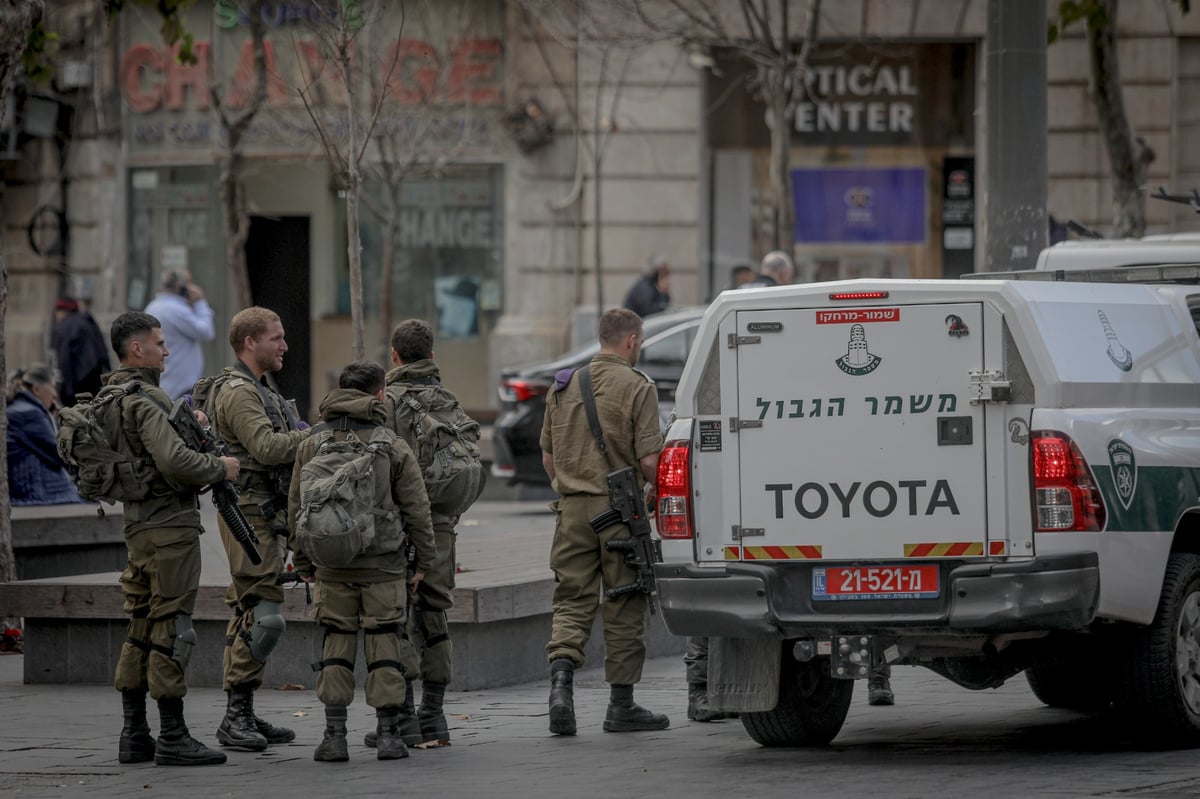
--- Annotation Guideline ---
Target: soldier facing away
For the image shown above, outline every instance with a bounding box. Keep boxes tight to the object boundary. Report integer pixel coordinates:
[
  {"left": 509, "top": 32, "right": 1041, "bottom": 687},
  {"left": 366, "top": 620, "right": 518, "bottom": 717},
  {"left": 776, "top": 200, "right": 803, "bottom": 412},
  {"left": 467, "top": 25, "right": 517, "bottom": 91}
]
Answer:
[
  {"left": 371, "top": 318, "right": 482, "bottom": 746},
  {"left": 107, "top": 311, "right": 241, "bottom": 766},
  {"left": 209, "top": 307, "right": 309, "bottom": 751},
  {"left": 541, "top": 307, "right": 669, "bottom": 735},
  {"left": 288, "top": 361, "right": 436, "bottom": 762}
]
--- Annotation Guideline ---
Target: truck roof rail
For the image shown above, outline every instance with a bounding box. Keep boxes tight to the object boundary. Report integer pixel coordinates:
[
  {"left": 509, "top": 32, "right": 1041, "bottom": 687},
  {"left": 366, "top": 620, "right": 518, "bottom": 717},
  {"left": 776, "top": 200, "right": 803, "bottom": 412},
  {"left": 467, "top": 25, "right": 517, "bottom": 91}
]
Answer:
[{"left": 962, "top": 263, "right": 1200, "bottom": 284}]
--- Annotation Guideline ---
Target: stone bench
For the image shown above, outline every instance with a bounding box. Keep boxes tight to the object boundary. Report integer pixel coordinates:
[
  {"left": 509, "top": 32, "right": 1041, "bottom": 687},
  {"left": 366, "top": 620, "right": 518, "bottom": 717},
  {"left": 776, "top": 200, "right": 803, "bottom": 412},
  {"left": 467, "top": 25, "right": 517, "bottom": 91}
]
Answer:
[
  {"left": 0, "top": 507, "right": 683, "bottom": 691},
  {"left": 11, "top": 503, "right": 125, "bottom": 580}
]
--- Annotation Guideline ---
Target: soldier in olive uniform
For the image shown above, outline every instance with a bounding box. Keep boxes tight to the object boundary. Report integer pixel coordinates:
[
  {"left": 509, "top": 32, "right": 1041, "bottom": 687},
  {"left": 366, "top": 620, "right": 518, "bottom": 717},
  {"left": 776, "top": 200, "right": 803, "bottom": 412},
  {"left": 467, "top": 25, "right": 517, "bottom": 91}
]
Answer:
[
  {"left": 108, "top": 311, "right": 241, "bottom": 766},
  {"left": 288, "top": 361, "right": 436, "bottom": 762},
  {"left": 376, "top": 318, "right": 475, "bottom": 745},
  {"left": 540, "top": 307, "right": 669, "bottom": 735},
  {"left": 210, "top": 307, "right": 309, "bottom": 750}
]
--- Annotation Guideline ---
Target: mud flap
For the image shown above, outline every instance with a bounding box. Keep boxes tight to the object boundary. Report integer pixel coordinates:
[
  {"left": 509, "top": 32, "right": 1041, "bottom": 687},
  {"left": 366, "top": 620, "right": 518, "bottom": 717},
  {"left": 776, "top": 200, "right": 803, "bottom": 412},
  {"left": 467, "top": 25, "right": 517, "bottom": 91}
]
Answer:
[{"left": 709, "top": 636, "right": 781, "bottom": 713}]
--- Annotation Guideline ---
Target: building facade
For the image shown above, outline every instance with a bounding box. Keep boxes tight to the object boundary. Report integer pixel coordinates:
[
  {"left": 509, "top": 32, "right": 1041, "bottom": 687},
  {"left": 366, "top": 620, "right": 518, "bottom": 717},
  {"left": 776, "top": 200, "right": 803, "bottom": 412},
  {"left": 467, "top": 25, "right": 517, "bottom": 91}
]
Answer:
[{"left": 2, "top": 0, "right": 1199, "bottom": 416}]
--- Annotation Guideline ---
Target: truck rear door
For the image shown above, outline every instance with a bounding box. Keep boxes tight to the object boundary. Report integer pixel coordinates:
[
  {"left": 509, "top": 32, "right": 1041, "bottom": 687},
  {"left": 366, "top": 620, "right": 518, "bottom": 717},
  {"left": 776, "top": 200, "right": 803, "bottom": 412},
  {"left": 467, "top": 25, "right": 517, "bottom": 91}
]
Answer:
[{"left": 729, "top": 302, "right": 991, "bottom": 571}]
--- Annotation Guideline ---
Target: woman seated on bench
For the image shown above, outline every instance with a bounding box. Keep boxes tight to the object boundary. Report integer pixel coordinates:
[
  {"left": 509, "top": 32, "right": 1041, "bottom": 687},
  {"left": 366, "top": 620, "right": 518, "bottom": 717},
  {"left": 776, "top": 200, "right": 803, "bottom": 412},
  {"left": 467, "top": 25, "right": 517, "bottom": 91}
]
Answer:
[{"left": 7, "top": 365, "right": 86, "bottom": 505}]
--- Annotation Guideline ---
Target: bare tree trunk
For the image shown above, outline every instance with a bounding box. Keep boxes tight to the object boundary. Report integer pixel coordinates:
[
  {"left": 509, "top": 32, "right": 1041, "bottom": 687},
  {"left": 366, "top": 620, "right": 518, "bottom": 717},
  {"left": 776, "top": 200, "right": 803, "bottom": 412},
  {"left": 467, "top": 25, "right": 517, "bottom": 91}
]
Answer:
[
  {"left": 343, "top": 35, "right": 366, "bottom": 361},
  {"left": 1087, "top": 0, "right": 1153, "bottom": 237},
  {"left": 219, "top": 150, "right": 254, "bottom": 308},
  {"left": 379, "top": 185, "right": 398, "bottom": 363},
  {"left": 0, "top": 0, "right": 45, "bottom": 587},
  {"left": 214, "top": 1, "right": 269, "bottom": 310}
]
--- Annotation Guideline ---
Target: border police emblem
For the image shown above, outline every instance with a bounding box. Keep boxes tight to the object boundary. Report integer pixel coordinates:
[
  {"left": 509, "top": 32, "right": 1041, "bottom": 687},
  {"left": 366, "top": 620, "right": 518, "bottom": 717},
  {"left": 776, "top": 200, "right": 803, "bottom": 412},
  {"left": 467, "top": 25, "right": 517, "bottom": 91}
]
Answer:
[
  {"left": 1107, "top": 439, "right": 1137, "bottom": 510},
  {"left": 835, "top": 323, "right": 881, "bottom": 376}
]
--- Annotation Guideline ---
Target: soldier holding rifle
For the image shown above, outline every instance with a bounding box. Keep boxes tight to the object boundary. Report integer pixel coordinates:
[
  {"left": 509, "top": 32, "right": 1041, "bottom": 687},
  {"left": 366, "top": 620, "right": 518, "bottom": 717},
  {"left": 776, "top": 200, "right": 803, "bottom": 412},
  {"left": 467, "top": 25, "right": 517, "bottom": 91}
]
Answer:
[{"left": 540, "top": 308, "right": 669, "bottom": 736}]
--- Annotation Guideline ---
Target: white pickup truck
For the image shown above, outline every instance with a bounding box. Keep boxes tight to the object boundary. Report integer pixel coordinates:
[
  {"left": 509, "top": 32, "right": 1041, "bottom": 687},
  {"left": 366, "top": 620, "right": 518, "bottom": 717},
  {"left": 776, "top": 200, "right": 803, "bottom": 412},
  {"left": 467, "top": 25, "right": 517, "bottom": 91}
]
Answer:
[{"left": 654, "top": 268, "right": 1200, "bottom": 747}]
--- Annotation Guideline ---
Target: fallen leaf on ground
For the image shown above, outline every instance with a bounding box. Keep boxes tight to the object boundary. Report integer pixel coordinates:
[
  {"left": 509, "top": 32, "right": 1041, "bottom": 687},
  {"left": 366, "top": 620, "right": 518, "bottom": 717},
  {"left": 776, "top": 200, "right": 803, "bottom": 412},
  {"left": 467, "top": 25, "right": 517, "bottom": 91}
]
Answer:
[
  {"left": 276, "top": 683, "right": 306, "bottom": 691},
  {"left": 454, "top": 714, "right": 471, "bottom": 720},
  {"left": 413, "top": 740, "right": 451, "bottom": 749},
  {"left": 292, "top": 711, "right": 308, "bottom": 717}
]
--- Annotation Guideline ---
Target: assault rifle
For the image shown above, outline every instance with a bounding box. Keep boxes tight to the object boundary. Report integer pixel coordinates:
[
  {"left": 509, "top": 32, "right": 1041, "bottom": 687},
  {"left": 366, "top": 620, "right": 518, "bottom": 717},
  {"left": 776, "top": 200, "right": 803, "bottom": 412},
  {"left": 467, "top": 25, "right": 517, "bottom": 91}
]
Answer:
[
  {"left": 167, "top": 399, "right": 263, "bottom": 566},
  {"left": 589, "top": 466, "right": 662, "bottom": 614}
]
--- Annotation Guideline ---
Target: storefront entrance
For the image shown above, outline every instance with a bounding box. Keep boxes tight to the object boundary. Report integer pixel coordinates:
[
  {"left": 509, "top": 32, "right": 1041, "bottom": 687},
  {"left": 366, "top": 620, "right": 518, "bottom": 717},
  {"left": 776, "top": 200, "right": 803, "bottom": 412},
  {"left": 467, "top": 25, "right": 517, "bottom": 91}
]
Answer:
[{"left": 247, "top": 215, "right": 312, "bottom": 420}]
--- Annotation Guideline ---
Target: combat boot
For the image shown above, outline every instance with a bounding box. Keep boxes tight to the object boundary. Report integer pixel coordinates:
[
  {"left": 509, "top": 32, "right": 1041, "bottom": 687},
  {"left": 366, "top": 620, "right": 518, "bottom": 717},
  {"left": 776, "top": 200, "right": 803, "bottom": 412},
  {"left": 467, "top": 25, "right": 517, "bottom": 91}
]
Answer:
[
  {"left": 868, "top": 673, "right": 895, "bottom": 706},
  {"left": 364, "top": 682, "right": 422, "bottom": 748},
  {"left": 374, "top": 705, "right": 410, "bottom": 760},
  {"left": 155, "top": 697, "right": 227, "bottom": 766},
  {"left": 686, "top": 683, "right": 723, "bottom": 723},
  {"left": 603, "top": 684, "right": 670, "bottom": 732},
  {"left": 313, "top": 706, "right": 349, "bottom": 762},
  {"left": 548, "top": 658, "right": 576, "bottom": 736},
  {"left": 417, "top": 682, "right": 450, "bottom": 743},
  {"left": 216, "top": 685, "right": 268, "bottom": 751},
  {"left": 118, "top": 690, "right": 155, "bottom": 764},
  {"left": 246, "top": 688, "right": 295, "bottom": 744}
]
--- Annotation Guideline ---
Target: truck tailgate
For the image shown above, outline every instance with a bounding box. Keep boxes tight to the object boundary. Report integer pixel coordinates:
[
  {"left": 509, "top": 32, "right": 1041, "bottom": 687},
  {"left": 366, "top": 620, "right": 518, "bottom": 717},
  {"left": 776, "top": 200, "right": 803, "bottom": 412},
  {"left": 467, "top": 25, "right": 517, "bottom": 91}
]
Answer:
[{"left": 728, "top": 302, "right": 991, "bottom": 563}]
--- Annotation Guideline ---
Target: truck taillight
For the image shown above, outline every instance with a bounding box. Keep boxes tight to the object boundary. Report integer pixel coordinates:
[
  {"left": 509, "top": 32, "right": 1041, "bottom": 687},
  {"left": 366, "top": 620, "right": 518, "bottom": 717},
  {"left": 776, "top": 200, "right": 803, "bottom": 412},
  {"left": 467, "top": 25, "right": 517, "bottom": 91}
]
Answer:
[
  {"left": 656, "top": 439, "right": 694, "bottom": 539},
  {"left": 1031, "top": 431, "right": 1106, "bottom": 532}
]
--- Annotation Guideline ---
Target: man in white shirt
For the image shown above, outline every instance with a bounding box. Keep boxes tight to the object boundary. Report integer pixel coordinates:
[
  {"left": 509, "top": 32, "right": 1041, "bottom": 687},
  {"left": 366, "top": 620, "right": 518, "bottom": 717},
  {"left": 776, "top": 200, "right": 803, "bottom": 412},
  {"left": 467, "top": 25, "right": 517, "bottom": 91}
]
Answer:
[{"left": 144, "top": 271, "right": 216, "bottom": 400}]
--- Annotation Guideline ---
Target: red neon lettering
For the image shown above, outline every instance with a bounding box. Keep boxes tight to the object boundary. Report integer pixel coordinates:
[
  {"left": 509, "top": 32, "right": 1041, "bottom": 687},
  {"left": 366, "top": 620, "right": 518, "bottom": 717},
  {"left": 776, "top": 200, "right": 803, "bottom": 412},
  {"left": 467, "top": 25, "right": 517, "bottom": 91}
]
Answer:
[
  {"left": 447, "top": 39, "right": 502, "bottom": 105},
  {"left": 121, "top": 44, "right": 164, "bottom": 113},
  {"left": 164, "top": 42, "right": 211, "bottom": 111}
]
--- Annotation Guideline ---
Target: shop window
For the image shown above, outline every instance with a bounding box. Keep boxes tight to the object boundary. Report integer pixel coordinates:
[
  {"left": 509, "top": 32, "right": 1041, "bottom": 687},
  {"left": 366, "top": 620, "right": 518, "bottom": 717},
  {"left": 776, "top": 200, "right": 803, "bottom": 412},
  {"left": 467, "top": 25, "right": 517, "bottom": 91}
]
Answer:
[{"left": 354, "top": 164, "right": 504, "bottom": 340}]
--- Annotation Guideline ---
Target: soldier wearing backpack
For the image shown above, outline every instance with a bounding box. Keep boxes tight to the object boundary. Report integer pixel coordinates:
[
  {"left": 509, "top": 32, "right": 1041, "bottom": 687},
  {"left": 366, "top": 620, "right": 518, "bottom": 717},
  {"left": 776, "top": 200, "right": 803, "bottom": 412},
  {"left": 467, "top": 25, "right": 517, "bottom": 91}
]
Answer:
[
  {"left": 104, "top": 312, "right": 241, "bottom": 766},
  {"left": 372, "top": 319, "right": 483, "bottom": 746},
  {"left": 206, "top": 307, "right": 309, "bottom": 751},
  {"left": 288, "top": 361, "right": 436, "bottom": 762}
]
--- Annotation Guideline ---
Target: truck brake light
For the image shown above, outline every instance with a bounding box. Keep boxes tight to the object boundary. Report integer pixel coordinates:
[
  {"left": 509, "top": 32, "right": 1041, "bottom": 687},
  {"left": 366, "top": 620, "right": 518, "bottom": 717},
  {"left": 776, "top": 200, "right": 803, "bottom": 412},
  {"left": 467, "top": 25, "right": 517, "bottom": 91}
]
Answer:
[
  {"left": 829, "top": 291, "right": 889, "bottom": 300},
  {"left": 656, "top": 439, "right": 694, "bottom": 539},
  {"left": 1031, "top": 431, "right": 1106, "bottom": 532}
]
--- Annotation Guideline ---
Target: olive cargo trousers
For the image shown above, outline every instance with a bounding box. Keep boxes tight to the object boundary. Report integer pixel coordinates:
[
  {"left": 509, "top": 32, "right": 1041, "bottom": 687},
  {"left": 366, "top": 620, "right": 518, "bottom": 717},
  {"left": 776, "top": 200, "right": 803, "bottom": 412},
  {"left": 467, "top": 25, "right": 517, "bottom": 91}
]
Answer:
[{"left": 545, "top": 494, "right": 648, "bottom": 685}]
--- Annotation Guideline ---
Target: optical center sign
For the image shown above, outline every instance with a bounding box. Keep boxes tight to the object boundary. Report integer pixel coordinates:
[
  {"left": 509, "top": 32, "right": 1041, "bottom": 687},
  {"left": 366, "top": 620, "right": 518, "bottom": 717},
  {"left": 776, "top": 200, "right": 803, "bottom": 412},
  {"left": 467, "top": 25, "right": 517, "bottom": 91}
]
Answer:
[{"left": 706, "top": 44, "right": 974, "bottom": 149}]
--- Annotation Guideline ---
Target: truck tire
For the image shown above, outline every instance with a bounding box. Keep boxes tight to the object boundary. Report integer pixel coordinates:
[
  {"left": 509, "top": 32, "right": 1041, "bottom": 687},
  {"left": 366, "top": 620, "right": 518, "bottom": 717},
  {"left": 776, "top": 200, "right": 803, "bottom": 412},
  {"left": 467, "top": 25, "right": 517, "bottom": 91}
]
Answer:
[
  {"left": 1025, "top": 661, "right": 1111, "bottom": 713},
  {"left": 1114, "top": 551, "right": 1200, "bottom": 746},
  {"left": 740, "top": 648, "right": 853, "bottom": 747}
]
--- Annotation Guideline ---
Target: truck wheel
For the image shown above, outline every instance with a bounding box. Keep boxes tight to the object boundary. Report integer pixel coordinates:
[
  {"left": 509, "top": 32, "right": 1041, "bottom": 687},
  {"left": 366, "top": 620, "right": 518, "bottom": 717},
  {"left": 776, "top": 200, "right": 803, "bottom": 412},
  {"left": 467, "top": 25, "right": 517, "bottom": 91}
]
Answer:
[
  {"left": 1115, "top": 551, "right": 1200, "bottom": 745},
  {"left": 740, "top": 648, "right": 853, "bottom": 747},
  {"left": 1025, "top": 661, "right": 1111, "bottom": 713}
]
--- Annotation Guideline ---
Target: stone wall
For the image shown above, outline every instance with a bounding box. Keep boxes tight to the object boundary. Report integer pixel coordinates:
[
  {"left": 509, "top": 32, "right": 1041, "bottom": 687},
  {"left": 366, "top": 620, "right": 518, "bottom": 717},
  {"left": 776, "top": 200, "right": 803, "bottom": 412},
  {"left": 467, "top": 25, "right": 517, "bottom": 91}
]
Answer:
[{"left": 1, "top": 1, "right": 122, "bottom": 373}]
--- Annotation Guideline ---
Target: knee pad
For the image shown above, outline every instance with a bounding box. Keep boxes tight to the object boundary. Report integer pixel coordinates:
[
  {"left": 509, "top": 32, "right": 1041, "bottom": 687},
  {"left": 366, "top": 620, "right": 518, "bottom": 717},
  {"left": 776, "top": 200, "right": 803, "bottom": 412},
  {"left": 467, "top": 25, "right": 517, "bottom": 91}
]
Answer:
[
  {"left": 247, "top": 601, "right": 285, "bottom": 663},
  {"left": 171, "top": 614, "right": 196, "bottom": 672}
]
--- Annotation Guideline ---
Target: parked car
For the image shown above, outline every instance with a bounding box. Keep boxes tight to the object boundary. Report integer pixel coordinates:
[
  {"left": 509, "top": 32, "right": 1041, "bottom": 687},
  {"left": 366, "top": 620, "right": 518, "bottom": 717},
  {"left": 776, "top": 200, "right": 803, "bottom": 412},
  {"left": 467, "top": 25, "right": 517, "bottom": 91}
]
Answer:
[{"left": 492, "top": 307, "right": 705, "bottom": 486}]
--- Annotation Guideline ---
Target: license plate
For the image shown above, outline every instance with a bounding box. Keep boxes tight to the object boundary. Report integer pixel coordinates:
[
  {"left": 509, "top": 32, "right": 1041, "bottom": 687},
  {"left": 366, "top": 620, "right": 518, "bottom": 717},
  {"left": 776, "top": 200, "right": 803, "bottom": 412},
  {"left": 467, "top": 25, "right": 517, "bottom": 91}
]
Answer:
[{"left": 812, "top": 565, "right": 940, "bottom": 601}]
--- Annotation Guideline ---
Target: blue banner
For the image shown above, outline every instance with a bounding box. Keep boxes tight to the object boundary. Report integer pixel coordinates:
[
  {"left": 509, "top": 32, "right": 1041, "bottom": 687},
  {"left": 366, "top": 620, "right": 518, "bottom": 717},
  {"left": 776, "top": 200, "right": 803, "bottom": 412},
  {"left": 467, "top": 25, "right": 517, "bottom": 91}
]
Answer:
[{"left": 792, "top": 167, "right": 927, "bottom": 244}]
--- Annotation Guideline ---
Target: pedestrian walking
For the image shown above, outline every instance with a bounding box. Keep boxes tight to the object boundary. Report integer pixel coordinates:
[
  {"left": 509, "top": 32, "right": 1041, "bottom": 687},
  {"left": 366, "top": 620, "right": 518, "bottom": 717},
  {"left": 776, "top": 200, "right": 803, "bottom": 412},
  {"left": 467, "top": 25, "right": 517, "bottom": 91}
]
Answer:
[
  {"left": 206, "top": 307, "right": 308, "bottom": 752},
  {"left": 742, "top": 251, "right": 795, "bottom": 288},
  {"left": 541, "top": 307, "right": 669, "bottom": 735},
  {"left": 622, "top": 255, "right": 671, "bottom": 318},
  {"left": 288, "top": 361, "right": 436, "bottom": 762},
  {"left": 6, "top": 365, "right": 85, "bottom": 505},
  {"left": 50, "top": 297, "right": 110, "bottom": 407},
  {"left": 105, "top": 311, "right": 240, "bottom": 766},
  {"left": 143, "top": 271, "right": 215, "bottom": 400}
]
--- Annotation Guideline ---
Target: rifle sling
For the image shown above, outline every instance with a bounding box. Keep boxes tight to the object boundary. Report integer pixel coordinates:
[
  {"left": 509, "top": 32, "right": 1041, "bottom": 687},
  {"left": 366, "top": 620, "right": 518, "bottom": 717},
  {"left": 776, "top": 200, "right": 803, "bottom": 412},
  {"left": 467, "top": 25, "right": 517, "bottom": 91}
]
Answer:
[{"left": 576, "top": 366, "right": 615, "bottom": 471}]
